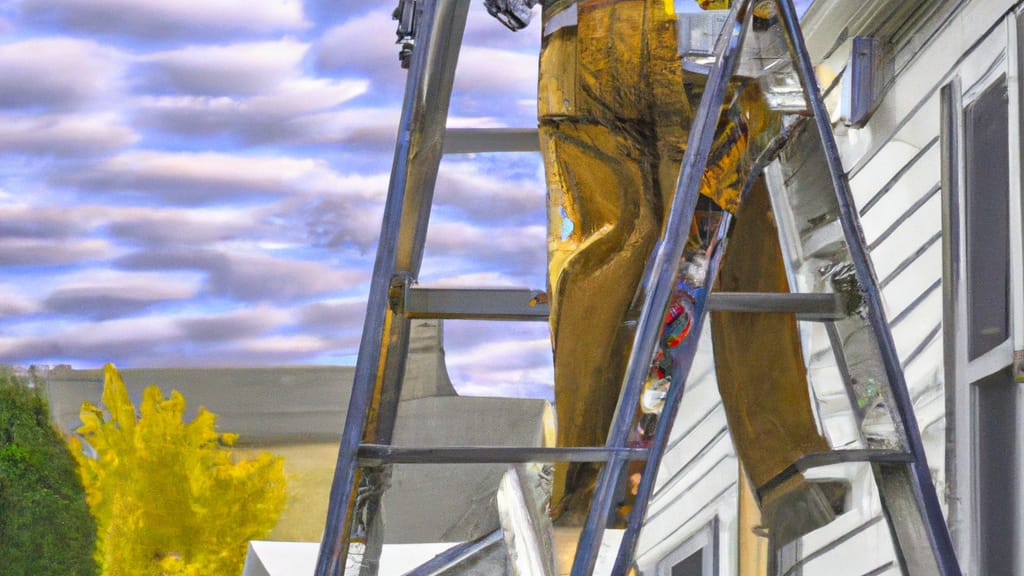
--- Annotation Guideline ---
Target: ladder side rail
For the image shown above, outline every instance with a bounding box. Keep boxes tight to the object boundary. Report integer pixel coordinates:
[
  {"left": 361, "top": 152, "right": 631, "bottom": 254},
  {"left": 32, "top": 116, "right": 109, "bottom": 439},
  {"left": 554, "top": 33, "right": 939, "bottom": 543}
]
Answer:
[
  {"left": 314, "top": 1, "right": 471, "bottom": 574},
  {"left": 356, "top": 316, "right": 410, "bottom": 576},
  {"left": 612, "top": 223, "right": 730, "bottom": 575},
  {"left": 358, "top": 1, "right": 473, "bottom": 573},
  {"left": 613, "top": 137, "right": 807, "bottom": 572},
  {"left": 614, "top": 14, "right": 795, "bottom": 573},
  {"left": 570, "top": 3, "right": 755, "bottom": 574},
  {"left": 774, "top": 0, "right": 962, "bottom": 574}
]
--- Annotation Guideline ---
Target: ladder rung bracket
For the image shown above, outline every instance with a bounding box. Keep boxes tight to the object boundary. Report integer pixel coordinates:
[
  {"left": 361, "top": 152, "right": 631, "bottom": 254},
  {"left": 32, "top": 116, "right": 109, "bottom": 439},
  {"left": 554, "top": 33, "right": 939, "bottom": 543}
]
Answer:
[
  {"left": 442, "top": 128, "right": 541, "bottom": 154},
  {"left": 404, "top": 287, "right": 845, "bottom": 321},
  {"left": 760, "top": 449, "right": 914, "bottom": 497},
  {"left": 405, "top": 287, "right": 549, "bottom": 320},
  {"left": 357, "top": 444, "right": 649, "bottom": 465}
]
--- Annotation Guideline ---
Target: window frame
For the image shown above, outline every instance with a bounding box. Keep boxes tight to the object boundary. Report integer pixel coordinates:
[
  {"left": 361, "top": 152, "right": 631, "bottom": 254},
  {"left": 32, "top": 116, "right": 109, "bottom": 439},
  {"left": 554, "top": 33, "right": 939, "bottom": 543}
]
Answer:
[
  {"left": 655, "top": 517, "right": 720, "bottom": 576},
  {"left": 941, "top": 14, "right": 1024, "bottom": 575}
]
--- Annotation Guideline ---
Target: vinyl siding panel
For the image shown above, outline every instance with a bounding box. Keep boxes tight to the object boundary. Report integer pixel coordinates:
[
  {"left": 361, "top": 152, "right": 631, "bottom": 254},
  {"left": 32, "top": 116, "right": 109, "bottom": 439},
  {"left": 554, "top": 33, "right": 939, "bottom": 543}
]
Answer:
[{"left": 638, "top": 1, "right": 1014, "bottom": 572}]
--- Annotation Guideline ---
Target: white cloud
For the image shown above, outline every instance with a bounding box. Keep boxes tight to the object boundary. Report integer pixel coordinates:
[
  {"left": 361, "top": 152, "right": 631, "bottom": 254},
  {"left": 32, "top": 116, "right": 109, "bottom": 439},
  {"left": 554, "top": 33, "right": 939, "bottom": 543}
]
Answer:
[
  {"left": 0, "top": 285, "right": 40, "bottom": 317},
  {"left": 286, "top": 106, "right": 400, "bottom": 148},
  {"left": 0, "top": 203, "right": 96, "bottom": 238},
  {"left": 445, "top": 115, "right": 504, "bottom": 129},
  {"left": 136, "top": 39, "right": 311, "bottom": 96},
  {"left": 134, "top": 78, "right": 370, "bottom": 144},
  {"left": 425, "top": 221, "right": 545, "bottom": 256},
  {"left": 461, "top": 2, "right": 540, "bottom": 51},
  {"left": 49, "top": 268, "right": 198, "bottom": 291},
  {"left": 315, "top": 6, "right": 539, "bottom": 108},
  {"left": 417, "top": 221, "right": 547, "bottom": 288},
  {"left": 203, "top": 252, "right": 367, "bottom": 301},
  {"left": 434, "top": 161, "right": 544, "bottom": 221},
  {"left": 0, "top": 237, "right": 111, "bottom": 265},
  {"left": 298, "top": 298, "right": 367, "bottom": 331},
  {"left": 0, "top": 315, "right": 183, "bottom": 364},
  {"left": 103, "top": 205, "right": 262, "bottom": 247},
  {"left": 315, "top": 10, "right": 401, "bottom": 84},
  {"left": 447, "top": 336, "right": 552, "bottom": 370},
  {"left": 453, "top": 46, "right": 537, "bottom": 96},
  {"left": 298, "top": 192, "right": 388, "bottom": 251},
  {"left": 419, "top": 272, "right": 530, "bottom": 288},
  {"left": 43, "top": 269, "right": 199, "bottom": 318},
  {"left": 177, "top": 306, "right": 290, "bottom": 341},
  {"left": 0, "top": 37, "right": 123, "bottom": 110},
  {"left": 59, "top": 150, "right": 349, "bottom": 204},
  {"left": 18, "top": 0, "right": 308, "bottom": 39},
  {"left": 167, "top": 332, "right": 352, "bottom": 366},
  {"left": 0, "top": 0, "right": 552, "bottom": 377},
  {"left": 0, "top": 304, "right": 327, "bottom": 366},
  {"left": 0, "top": 202, "right": 264, "bottom": 248},
  {"left": 233, "top": 334, "right": 332, "bottom": 356},
  {"left": 442, "top": 325, "right": 553, "bottom": 399},
  {"left": 0, "top": 113, "right": 136, "bottom": 155},
  {"left": 239, "top": 78, "right": 370, "bottom": 116},
  {"left": 115, "top": 248, "right": 367, "bottom": 301}
]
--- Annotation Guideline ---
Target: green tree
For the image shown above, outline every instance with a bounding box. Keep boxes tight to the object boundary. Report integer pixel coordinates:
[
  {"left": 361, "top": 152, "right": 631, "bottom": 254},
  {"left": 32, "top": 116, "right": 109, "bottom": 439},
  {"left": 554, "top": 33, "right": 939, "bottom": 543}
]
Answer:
[
  {"left": 70, "top": 364, "right": 287, "bottom": 576},
  {"left": 0, "top": 369, "right": 98, "bottom": 576}
]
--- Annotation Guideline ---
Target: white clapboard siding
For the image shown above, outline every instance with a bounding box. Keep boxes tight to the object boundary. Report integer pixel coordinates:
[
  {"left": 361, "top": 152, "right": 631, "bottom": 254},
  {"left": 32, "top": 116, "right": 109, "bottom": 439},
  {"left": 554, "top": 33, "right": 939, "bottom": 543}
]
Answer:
[
  {"left": 797, "top": 517, "right": 897, "bottom": 576},
  {"left": 772, "top": 0, "right": 1013, "bottom": 573},
  {"left": 637, "top": 1, "right": 1018, "bottom": 573}
]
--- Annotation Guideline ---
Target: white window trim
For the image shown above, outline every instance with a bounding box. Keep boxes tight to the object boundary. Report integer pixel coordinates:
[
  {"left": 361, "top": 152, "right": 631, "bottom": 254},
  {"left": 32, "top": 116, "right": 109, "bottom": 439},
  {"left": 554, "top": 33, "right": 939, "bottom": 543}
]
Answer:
[
  {"left": 655, "top": 517, "right": 719, "bottom": 576},
  {"left": 942, "top": 13, "right": 1023, "bottom": 575}
]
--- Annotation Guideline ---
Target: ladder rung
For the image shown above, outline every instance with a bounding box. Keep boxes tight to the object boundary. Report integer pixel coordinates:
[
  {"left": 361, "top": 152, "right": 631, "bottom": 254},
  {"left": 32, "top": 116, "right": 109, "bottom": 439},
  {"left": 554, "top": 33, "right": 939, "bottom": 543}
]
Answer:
[
  {"left": 709, "top": 292, "right": 846, "bottom": 320},
  {"left": 443, "top": 128, "right": 540, "bottom": 154},
  {"left": 404, "top": 287, "right": 845, "bottom": 321},
  {"left": 405, "top": 287, "right": 548, "bottom": 320},
  {"left": 357, "top": 444, "right": 649, "bottom": 465},
  {"left": 760, "top": 449, "right": 914, "bottom": 496}
]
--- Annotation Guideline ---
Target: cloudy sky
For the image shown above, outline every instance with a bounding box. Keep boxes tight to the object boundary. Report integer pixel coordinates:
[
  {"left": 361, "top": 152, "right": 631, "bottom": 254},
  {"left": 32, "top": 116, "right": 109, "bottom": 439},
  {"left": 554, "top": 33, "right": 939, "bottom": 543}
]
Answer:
[{"left": 0, "top": 0, "right": 810, "bottom": 399}]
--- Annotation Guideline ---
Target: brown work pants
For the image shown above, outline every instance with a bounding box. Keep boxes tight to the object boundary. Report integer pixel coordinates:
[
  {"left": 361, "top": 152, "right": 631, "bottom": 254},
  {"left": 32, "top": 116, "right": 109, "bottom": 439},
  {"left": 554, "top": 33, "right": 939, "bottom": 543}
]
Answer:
[{"left": 538, "top": 0, "right": 830, "bottom": 523}]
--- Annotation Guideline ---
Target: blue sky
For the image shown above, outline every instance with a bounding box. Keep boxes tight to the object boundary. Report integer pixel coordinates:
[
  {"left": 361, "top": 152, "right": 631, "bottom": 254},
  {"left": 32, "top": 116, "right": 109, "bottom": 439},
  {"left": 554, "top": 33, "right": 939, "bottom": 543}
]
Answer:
[
  {"left": 0, "top": 0, "right": 556, "bottom": 398},
  {"left": 0, "top": 0, "right": 811, "bottom": 399}
]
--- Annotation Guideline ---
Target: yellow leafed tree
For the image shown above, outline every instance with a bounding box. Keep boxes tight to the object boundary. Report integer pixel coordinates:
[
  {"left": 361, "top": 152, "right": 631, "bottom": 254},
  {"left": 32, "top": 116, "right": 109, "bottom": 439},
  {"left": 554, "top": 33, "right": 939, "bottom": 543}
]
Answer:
[{"left": 69, "top": 364, "right": 287, "bottom": 576}]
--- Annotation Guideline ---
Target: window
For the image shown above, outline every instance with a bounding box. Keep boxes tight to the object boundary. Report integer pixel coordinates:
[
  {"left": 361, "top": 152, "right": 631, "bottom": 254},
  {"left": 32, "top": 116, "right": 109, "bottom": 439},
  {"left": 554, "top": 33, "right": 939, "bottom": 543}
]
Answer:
[
  {"left": 657, "top": 519, "right": 719, "bottom": 576},
  {"left": 973, "top": 367, "right": 1017, "bottom": 574},
  {"left": 671, "top": 550, "right": 704, "bottom": 576},
  {"left": 964, "top": 79, "right": 1010, "bottom": 359},
  {"left": 942, "top": 65, "right": 1020, "bottom": 576},
  {"left": 962, "top": 76, "right": 1016, "bottom": 576}
]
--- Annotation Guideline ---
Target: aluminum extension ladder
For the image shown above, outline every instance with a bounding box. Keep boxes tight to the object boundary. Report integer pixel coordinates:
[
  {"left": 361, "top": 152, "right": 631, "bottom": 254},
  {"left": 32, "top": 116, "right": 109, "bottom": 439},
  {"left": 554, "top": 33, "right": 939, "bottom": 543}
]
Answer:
[{"left": 313, "top": 0, "right": 963, "bottom": 574}]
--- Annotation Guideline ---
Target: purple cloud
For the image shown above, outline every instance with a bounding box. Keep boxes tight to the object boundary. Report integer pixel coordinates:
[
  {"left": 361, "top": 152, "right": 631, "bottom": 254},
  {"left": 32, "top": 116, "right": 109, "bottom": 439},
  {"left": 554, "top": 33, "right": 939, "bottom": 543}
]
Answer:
[
  {"left": 115, "top": 248, "right": 367, "bottom": 301},
  {"left": 17, "top": 0, "right": 309, "bottom": 39},
  {"left": 42, "top": 271, "right": 198, "bottom": 319},
  {"left": 57, "top": 150, "right": 348, "bottom": 204},
  {"left": 0, "top": 37, "right": 123, "bottom": 111}
]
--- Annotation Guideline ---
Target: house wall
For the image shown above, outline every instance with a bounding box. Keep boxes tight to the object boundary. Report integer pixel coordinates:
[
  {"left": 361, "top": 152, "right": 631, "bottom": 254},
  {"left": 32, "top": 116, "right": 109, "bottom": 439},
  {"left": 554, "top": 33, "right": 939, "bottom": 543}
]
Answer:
[{"left": 636, "top": 1, "right": 1023, "bottom": 574}]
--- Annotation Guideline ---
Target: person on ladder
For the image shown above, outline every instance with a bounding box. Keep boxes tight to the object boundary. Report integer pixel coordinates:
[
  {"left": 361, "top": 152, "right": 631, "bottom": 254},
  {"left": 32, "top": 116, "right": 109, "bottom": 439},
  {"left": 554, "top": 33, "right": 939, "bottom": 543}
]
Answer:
[{"left": 486, "top": 0, "right": 844, "bottom": 545}]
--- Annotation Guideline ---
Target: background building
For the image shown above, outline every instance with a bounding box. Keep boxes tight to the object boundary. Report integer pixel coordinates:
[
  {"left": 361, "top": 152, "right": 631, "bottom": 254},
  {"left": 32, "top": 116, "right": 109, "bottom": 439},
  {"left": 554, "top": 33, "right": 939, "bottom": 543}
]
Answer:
[{"left": 45, "top": 319, "right": 553, "bottom": 549}]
